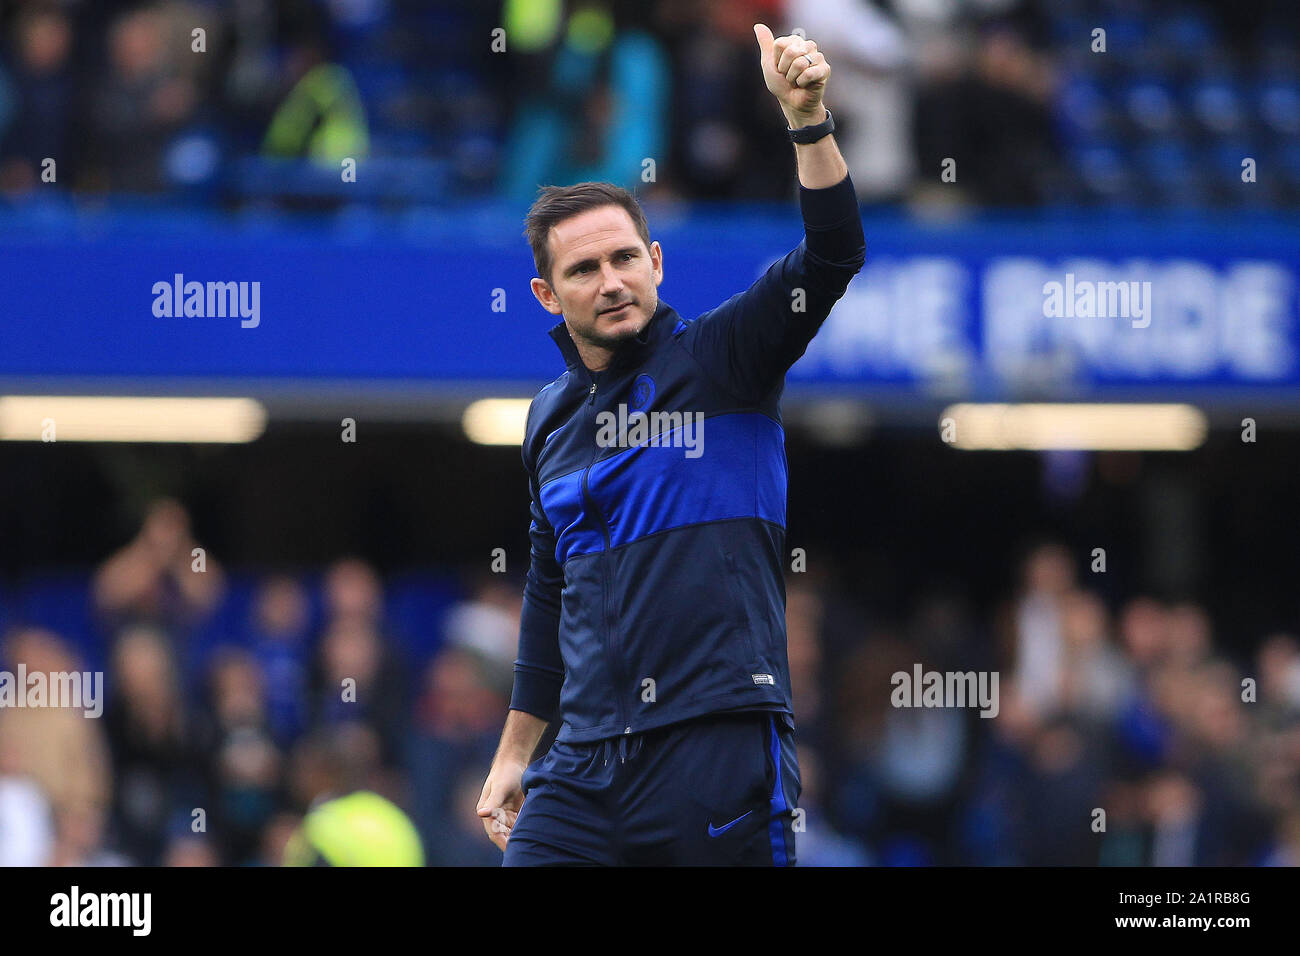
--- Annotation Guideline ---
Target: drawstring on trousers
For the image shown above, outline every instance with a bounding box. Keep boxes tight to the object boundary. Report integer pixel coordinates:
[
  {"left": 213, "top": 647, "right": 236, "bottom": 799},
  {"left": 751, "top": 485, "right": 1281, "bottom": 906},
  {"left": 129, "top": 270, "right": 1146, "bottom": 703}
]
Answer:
[{"left": 601, "top": 732, "right": 644, "bottom": 766}]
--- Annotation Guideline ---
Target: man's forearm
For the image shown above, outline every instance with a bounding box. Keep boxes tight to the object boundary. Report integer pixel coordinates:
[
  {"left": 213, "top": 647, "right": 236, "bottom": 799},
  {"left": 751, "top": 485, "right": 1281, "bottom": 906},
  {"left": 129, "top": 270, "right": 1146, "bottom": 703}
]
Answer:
[
  {"left": 493, "top": 708, "right": 549, "bottom": 767},
  {"left": 785, "top": 105, "right": 848, "bottom": 189}
]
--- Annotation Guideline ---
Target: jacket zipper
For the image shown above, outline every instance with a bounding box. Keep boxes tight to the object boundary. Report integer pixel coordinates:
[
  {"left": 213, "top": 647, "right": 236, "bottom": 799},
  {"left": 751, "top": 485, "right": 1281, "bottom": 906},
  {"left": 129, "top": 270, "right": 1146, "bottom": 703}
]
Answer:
[{"left": 579, "top": 373, "right": 630, "bottom": 741}]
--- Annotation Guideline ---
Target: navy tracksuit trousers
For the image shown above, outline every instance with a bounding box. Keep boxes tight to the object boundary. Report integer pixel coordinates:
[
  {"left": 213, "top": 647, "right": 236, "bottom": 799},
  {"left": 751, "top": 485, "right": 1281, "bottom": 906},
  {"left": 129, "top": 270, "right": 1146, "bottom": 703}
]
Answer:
[{"left": 503, "top": 711, "right": 801, "bottom": 866}]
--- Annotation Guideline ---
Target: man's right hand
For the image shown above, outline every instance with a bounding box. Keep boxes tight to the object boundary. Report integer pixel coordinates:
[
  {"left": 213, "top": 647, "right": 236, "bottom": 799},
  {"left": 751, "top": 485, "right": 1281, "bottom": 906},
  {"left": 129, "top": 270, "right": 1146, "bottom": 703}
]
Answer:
[{"left": 477, "top": 760, "right": 527, "bottom": 851}]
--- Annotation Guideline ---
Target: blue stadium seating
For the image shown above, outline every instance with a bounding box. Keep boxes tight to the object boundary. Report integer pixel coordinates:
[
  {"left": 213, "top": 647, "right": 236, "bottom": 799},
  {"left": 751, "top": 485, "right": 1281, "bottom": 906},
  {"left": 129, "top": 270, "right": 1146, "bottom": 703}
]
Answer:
[{"left": 384, "top": 570, "right": 462, "bottom": 666}]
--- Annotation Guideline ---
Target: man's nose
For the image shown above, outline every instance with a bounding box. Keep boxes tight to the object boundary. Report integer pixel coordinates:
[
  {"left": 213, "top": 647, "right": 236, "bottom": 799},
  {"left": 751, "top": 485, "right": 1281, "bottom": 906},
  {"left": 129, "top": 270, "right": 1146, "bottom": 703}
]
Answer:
[{"left": 598, "top": 260, "right": 624, "bottom": 292}]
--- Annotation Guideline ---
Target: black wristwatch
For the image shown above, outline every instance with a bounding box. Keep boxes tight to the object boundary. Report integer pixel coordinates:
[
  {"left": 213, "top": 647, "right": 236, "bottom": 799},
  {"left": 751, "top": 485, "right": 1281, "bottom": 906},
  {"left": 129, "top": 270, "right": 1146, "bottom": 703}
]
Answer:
[{"left": 787, "top": 108, "right": 835, "bottom": 144}]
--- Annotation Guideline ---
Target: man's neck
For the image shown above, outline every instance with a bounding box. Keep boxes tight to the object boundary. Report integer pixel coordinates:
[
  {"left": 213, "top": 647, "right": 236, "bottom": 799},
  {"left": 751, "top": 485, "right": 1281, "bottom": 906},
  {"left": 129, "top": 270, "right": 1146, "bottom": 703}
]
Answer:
[{"left": 575, "top": 340, "right": 614, "bottom": 374}]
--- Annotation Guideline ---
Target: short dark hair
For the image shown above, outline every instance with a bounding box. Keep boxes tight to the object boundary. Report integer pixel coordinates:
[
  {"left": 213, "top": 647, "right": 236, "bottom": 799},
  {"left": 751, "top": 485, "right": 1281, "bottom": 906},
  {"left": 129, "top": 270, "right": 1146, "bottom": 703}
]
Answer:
[{"left": 524, "top": 182, "right": 651, "bottom": 286}]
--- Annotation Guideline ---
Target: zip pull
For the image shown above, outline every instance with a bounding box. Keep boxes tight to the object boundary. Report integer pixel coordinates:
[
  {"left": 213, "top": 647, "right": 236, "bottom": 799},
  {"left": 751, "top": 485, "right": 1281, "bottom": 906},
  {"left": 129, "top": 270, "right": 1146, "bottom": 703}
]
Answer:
[{"left": 588, "top": 382, "right": 597, "bottom": 404}]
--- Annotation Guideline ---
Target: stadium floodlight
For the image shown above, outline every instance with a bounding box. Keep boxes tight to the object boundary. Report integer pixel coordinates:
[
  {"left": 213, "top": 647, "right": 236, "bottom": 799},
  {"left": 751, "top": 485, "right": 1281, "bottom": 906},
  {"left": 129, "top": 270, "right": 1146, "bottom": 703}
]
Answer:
[
  {"left": 0, "top": 396, "right": 267, "bottom": 443},
  {"left": 463, "top": 398, "right": 531, "bottom": 446},
  {"left": 940, "top": 403, "right": 1208, "bottom": 451}
]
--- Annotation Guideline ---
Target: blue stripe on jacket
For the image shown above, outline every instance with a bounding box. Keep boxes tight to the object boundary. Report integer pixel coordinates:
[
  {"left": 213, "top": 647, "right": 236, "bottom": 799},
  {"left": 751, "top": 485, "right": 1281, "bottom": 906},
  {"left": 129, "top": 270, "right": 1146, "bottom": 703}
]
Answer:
[{"left": 539, "top": 411, "right": 787, "bottom": 565}]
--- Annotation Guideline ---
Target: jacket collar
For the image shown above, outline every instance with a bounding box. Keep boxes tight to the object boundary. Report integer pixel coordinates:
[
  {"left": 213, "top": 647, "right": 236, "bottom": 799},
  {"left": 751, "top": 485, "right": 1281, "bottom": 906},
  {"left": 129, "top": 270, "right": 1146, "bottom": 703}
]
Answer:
[{"left": 548, "top": 300, "right": 676, "bottom": 373}]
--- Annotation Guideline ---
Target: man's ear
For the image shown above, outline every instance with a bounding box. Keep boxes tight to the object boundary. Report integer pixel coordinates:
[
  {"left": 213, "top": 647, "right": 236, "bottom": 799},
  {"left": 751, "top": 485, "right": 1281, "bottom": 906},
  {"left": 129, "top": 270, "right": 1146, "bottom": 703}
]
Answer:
[
  {"left": 530, "top": 277, "right": 563, "bottom": 315},
  {"left": 651, "top": 240, "right": 664, "bottom": 287}
]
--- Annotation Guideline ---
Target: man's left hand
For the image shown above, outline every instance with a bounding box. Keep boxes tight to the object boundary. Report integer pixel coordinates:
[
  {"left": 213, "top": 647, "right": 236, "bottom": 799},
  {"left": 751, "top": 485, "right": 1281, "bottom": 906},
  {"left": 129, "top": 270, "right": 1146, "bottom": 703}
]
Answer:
[{"left": 753, "top": 23, "right": 830, "bottom": 128}]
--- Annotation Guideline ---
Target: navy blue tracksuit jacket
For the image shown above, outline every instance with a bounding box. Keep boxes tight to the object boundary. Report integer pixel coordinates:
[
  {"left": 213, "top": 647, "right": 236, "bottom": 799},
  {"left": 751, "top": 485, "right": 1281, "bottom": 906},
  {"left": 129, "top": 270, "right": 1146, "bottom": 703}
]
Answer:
[{"left": 510, "top": 172, "right": 865, "bottom": 744}]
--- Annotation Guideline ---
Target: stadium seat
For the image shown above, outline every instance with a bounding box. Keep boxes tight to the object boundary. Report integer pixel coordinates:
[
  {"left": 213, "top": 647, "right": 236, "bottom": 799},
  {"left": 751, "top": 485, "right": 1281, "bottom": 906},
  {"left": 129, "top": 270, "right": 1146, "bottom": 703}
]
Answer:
[
  {"left": 1132, "top": 139, "right": 1204, "bottom": 206},
  {"left": 1153, "top": 11, "right": 1216, "bottom": 70},
  {"left": 1057, "top": 75, "right": 1116, "bottom": 145},
  {"left": 1072, "top": 143, "right": 1138, "bottom": 204},
  {"left": 1256, "top": 76, "right": 1300, "bottom": 137},
  {"left": 1123, "top": 74, "right": 1182, "bottom": 135},
  {"left": 1188, "top": 74, "right": 1247, "bottom": 136},
  {"left": 384, "top": 571, "right": 462, "bottom": 665}
]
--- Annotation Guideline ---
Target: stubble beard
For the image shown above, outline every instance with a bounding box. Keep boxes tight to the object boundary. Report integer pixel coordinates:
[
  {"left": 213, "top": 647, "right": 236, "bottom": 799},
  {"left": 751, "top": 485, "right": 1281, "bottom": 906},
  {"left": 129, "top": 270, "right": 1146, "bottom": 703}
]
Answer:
[{"left": 580, "top": 294, "right": 657, "bottom": 351}]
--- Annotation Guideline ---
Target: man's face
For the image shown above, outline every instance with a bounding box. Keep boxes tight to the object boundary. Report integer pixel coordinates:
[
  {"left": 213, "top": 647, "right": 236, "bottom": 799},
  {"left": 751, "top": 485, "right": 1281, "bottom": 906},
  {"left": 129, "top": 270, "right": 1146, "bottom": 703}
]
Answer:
[{"left": 530, "top": 205, "right": 663, "bottom": 358}]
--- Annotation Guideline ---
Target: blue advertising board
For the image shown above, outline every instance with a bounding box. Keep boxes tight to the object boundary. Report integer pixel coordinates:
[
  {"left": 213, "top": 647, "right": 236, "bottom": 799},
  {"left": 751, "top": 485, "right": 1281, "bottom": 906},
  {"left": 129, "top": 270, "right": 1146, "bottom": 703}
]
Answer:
[{"left": 2, "top": 204, "right": 1297, "bottom": 402}]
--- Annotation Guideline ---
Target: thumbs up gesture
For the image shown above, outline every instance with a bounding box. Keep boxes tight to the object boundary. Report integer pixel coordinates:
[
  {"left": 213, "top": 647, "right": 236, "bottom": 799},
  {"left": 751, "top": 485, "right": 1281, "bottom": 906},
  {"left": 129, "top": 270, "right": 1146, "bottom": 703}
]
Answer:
[{"left": 753, "top": 23, "right": 830, "bottom": 126}]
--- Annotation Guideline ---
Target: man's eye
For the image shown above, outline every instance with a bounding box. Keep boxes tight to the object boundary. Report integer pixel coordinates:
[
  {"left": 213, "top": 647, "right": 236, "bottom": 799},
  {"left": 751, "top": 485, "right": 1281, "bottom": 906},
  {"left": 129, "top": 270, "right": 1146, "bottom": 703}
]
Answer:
[{"left": 621, "top": 253, "right": 635, "bottom": 261}]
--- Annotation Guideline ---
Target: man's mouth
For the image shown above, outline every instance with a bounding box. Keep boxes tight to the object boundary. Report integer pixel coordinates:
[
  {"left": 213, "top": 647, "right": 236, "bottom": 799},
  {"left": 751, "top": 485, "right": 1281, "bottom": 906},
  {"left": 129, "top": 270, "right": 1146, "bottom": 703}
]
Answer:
[{"left": 600, "top": 302, "right": 633, "bottom": 316}]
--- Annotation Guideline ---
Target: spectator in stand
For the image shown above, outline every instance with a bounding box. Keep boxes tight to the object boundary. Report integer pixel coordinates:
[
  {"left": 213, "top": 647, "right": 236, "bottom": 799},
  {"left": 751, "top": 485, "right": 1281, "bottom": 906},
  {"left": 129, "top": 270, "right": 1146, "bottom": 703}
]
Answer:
[
  {"left": 1143, "top": 769, "right": 1210, "bottom": 866},
  {"left": 787, "top": 0, "right": 914, "bottom": 203},
  {"left": 1256, "top": 633, "right": 1300, "bottom": 730},
  {"left": 960, "top": 674, "right": 1041, "bottom": 865},
  {"left": 319, "top": 557, "right": 384, "bottom": 633},
  {"left": 260, "top": 31, "right": 368, "bottom": 164},
  {"left": 282, "top": 723, "right": 422, "bottom": 866},
  {"left": 1019, "top": 715, "right": 1104, "bottom": 865},
  {"left": 103, "top": 623, "right": 209, "bottom": 866},
  {"left": 93, "top": 498, "right": 226, "bottom": 680},
  {"left": 48, "top": 802, "right": 132, "bottom": 866},
  {"left": 913, "top": 20, "right": 1060, "bottom": 208},
  {"left": 1111, "top": 597, "right": 1176, "bottom": 772},
  {"left": 1010, "top": 541, "right": 1075, "bottom": 718},
  {"left": 0, "top": 733, "right": 54, "bottom": 866},
  {"left": 441, "top": 571, "right": 524, "bottom": 699},
  {"left": 1058, "top": 589, "right": 1135, "bottom": 724},
  {"left": 792, "top": 746, "right": 873, "bottom": 866},
  {"left": 409, "top": 646, "right": 505, "bottom": 865},
  {"left": 499, "top": 0, "right": 671, "bottom": 203},
  {"left": 0, "top": 3, "right": 76, "bottom": 194},
  {"left": 1119, "top": 596, "right": 1174, "bottom": 674},
  {"left": 309, "top": 559, "right": 409, "bottom": 763},
  {"left": 87, "top": 5, "right": 204, "bottom": 192},
  {"left": 651, "top": 0, "right": 791, "bottom": 200},
  {"left": 0, "top": 627, "right": 112, "bottom": 836},
  {"left": 247, "top": 574, "right": 312, "bottom": 749},
  {"left": 306, "top": 608, "right": 408, "bottom": 775},
  {"left": 1166, "top": 601, "right": 1213, "bottom": 669},
  {"left": 197, "top": 647, "right": 283, "bottom": 865}
]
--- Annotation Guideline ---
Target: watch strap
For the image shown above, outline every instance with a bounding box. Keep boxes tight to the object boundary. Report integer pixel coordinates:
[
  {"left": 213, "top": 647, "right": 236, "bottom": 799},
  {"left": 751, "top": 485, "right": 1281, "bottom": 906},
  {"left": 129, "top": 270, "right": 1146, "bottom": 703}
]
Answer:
[{"left": 787, "top": 108, "right": 835, "bottom": 144}]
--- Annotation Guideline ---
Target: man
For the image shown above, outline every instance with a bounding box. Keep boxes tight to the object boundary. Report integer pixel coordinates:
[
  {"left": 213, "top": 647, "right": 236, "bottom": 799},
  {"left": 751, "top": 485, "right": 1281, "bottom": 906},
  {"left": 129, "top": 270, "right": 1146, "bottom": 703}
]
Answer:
[{"left": 477, "top": 23, "right": 865, "bottom": 865}]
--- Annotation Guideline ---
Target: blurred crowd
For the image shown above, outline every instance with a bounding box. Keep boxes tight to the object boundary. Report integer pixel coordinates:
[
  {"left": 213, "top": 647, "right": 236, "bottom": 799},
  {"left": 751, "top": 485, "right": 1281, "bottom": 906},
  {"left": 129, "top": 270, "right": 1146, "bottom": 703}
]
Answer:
[
  {"left": 798, "top": 543, "right": 1300, "bottom": 865},
  {"left": 1, "top": 499, "right": 1297, "bottom": 866},
  {"left": 1, "top": 0, "right": 1297, "bottom": 208}
]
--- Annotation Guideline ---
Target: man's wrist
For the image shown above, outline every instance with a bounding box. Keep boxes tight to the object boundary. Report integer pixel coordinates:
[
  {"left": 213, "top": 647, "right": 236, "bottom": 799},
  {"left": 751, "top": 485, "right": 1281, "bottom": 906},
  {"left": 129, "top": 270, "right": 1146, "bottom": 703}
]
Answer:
[
  {"left": 493, "top": 736, "right": 535, "bottom": 768},
  {"left": 783, "top": 105, "right": 829, "bottom": 130},
  {"left": 492, "top": 751, "right": 529, "bottom": 772},
  {"left": 496, "top": 707, "right": 549, "bottom": 766}
]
